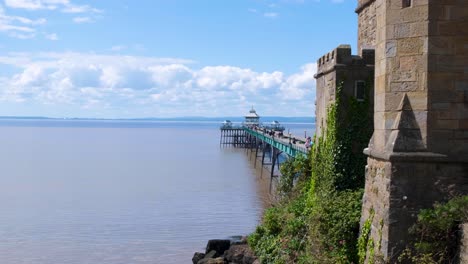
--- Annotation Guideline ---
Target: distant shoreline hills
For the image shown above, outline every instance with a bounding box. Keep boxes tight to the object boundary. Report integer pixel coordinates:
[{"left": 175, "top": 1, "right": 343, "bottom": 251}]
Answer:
[{"left": 0, "top": 116, "right": 316, "bottom": 124}]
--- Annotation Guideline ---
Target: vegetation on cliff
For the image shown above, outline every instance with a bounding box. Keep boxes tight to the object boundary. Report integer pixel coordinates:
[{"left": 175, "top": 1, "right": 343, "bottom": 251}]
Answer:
[{"left": 248, "top": 81, "right": 373, "bottom": 263}]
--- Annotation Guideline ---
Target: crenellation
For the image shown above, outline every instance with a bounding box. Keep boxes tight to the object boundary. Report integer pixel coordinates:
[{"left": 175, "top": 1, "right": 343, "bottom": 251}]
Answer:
[{"left": 314, "top": 45, "right": 374, "bottom": 138}]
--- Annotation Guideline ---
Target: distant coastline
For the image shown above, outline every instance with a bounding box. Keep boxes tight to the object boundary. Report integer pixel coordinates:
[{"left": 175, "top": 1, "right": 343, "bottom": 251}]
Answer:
[{"left": 0, "top": 116, "right": 316, "bottom": 124}]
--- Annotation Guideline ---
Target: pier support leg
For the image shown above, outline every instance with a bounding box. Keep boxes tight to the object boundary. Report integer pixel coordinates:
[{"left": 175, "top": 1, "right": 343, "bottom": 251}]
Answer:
[
  {"left": 249, "top": 137, "right": 255, "bottom": 159},
  {"left": 254, "top": 141, "right": 259, "bottom": 168},
  {"left": 260, "top": 143, "right": 268, "bottom": 178},
  {"left": 270, "top": 148, "right": 277, "bottom": 192}
]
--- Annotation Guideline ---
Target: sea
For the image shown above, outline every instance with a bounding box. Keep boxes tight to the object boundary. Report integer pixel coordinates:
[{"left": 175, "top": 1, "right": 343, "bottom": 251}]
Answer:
[{"left": 0, "top": 119, "right": 315, "bottom": 264}]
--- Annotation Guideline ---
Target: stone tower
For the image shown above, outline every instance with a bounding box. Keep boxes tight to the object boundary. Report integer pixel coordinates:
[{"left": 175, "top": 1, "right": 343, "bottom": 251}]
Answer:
[
  {"left": 356, "top": 0, "right": 377, "bottom": 55},
  {"left": 314, "top": 45, "right": 374, "bottom": 137},
  {"left": 359, "top": 0, "right": 468, "bottom": 262}
]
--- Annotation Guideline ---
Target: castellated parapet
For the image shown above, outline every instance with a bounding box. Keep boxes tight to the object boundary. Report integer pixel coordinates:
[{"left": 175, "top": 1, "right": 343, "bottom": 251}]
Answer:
[{"left": 314, "top": 45, "right": 374, "bottom": 138}]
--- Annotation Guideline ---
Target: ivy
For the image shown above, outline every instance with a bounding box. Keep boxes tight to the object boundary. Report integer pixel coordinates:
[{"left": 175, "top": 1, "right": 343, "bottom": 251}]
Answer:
[
  {"left": 249, "top": 79, "right": 374, "bottom": 263},
  {"left": 358, "top": 209, "right": 374, "bottom": 264}
]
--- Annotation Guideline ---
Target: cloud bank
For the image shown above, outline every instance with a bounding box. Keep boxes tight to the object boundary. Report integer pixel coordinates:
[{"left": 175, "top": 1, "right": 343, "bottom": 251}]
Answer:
[{"left": 0, "top": 52, "right": 316, "bottom": 118}]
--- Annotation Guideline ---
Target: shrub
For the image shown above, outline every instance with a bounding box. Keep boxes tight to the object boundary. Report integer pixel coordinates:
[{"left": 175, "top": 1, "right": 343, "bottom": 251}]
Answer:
[{"left": 398, "top": 195, "right": 468, "bottom": 264}]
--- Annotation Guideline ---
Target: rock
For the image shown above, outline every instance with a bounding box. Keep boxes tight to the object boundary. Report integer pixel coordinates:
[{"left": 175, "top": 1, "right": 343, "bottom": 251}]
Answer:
[
  {"left": 224, "top": 244, "right": 246, "bottom": 263},
  {"left": 204, "top": 250, "right": 217, "bottom": 259},
  {"left": 242, "top": 252, "right": 257, "bottom": 264},
  {"left": 224, "top": 244, "right": 257, "bottom": 264},
  {"left": 198, "top": 257, "right": 226, "bottom": 264},
  {"left": 205, "top": 239, "right": 231, "bottom": 257},
  {"left": 230, "top": 236, "right": 248, "bottom": 245},
  {"left": 192, "top": 252, "right": 205, "bottom": 264}
]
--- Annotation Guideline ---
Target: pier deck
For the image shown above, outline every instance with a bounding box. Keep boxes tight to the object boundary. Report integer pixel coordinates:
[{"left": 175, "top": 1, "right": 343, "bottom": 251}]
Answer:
[
  {"left": 220, "top": 124, "right": 311, "bottom": 192},
  {"left": 243, "top": 127, "right": 308, "bottom": 157}
]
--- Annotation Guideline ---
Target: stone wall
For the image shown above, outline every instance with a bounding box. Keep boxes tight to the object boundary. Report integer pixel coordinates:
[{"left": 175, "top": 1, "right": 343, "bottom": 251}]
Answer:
[
  {"left": 314, "top": 45, "right": 374, "bottom": 138},
  {"left": 370, "top": 0, "right": 430, "bottom": 154},
  {"left": 460, "top": 223, "right": 468, "bottom": 264},
  {"left": 356, "top": 0, "right": 377, "bottom": 55},
  {"left": 427, "top": 1, "right": 468, "bottom": 157},
  {"left": 314, "top": 67, "right": 336, "bottom": 138},
  {"left": 360, "top": 0, "right": 468, "bottom": 262},
  {"left": 362, "top": 155, "right": 468, "bottom": 261}
]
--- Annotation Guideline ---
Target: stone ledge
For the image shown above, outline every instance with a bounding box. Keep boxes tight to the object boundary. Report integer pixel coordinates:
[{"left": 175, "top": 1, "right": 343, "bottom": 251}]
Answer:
[
  {"left": 314, "top": 64, "right": 374, "bottom": 79},
  {"left": 355, "top": 0, "right": 376, "bottom": 14},
  {"left": 363, "top": 147, "right": 468, "bottom": 163}
]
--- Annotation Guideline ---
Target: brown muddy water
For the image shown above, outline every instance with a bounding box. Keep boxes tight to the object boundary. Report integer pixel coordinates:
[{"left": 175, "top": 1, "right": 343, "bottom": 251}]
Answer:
[{"left": 0, "top": 119, "right": 314, "bottom": 264}]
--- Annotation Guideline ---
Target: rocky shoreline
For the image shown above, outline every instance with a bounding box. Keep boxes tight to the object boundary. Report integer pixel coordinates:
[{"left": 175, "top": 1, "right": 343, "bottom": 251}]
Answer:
[{"left": 192, "top": 236, "right": 259, "bottom": 264}]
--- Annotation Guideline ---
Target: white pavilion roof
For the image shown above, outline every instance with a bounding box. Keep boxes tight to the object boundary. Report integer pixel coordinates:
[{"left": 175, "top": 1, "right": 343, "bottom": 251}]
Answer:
[{"left": 245, "top": 108, "right": 259, "bottom": 118}]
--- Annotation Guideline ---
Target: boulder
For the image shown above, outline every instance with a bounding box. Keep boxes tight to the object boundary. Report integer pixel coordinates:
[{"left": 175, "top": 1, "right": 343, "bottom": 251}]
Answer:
[
  {"left": 204, "top": 250, "right": 217, "bottom": 259},
  {"left": 192, "top": 252, "right": 205, "bottom": 264},
  {"left": 230, "top": 236, "right": 248, "bottom": 245},
  {"left": 197, "top": 257, "right": 226, "bottom": 264},
  {"left": 224, "top": 244, "right": 257, "bottom": 264},
  {"left": 205, "top": 239, "right": 231, "bottom": 257}
]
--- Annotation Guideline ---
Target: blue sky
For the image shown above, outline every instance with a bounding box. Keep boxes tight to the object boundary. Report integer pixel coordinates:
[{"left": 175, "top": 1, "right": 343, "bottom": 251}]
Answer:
[{"left": 0, "top": 0, "right": 357, "bottom": 118}]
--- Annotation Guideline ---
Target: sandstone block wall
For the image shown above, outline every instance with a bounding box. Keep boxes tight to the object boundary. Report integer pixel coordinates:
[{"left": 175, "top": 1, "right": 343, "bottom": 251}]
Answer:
[
  {"left": 356, "top": 0, "right": 377, "bottom": 55},
  {"left": 427, "top": 1, "right": 468, "bottom": 157},
  {"left": 370, "top": 0, "right": 430, "bottom": 153},
  {"left": 461, "top": 224, "right": 468, "bottom": 264},
  {"left": 314, "top": 45, "right": 374, "bottom": 138},
  {"left": 363, "top": 156, "right": 468, "bottom": 261},
  {"left": 360, "top": 0, "right": 468, "bottom": 262}
]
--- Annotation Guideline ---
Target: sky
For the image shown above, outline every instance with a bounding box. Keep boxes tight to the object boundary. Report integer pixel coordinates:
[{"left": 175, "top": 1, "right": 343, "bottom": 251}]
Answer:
[{"left": 0, "top": 0, "right": 358, "bottom": 118}]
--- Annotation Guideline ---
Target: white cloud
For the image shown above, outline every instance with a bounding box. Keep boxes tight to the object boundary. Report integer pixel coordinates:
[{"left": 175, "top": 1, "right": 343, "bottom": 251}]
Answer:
[
  {"left": 0, "top": 52, "right": 316, "bottom": 117},
  {"left": 44, "top": 32, "right": 58, "bottom": 40},
  {"left": 4, "top": 0, "right": 101, "bottom": 13},
  {"left": 72, "top": 16, "right": 92, "bottom": 23},
  {"left": 110, "top": 45, "right": 126, "bottom": 51},
  {"left": 279, "top": 63, "right": 316, "bottom": 100},
  {"left": 1, "top": 0, "right": 101, "bottom": 39},
  {"left": 5, "top": 0, "right": 68, "bottom": 10},
  {"left": 62, "top": 5, "right": 100, "bottom": 13},
  {"left": 263, "top": 12, "right": 278, "bottom": 18},
  {"left": 0, "top": 5, "right": 46, "bottom": 38}
]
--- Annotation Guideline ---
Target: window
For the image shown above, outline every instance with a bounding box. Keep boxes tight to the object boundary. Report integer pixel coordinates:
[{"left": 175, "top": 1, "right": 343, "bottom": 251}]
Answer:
[
  {"left": 402, "top": 0, "right": 411, "bottom": 8},
  {"left": 355, "top": 81, "right": 366, "bottom": 102}
]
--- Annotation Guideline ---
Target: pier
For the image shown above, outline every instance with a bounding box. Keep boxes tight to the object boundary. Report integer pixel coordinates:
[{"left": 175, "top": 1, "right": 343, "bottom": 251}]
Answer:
[{"left": 219, "top": 108, "right": 311, "bottom": 191}]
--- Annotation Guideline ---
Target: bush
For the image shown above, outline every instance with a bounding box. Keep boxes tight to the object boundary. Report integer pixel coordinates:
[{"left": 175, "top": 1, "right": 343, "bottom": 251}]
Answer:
[{"left": 398, "top": 195, "right": 468, "bottom": 264}]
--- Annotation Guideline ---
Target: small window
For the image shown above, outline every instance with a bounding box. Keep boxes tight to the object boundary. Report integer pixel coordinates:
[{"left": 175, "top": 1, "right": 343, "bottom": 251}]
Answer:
[
  {"left": 402, "top": 0, "right": 411, "bottom": 8},
  {"left": 355, "top": 81, "right": 366, "bottom": 102}
]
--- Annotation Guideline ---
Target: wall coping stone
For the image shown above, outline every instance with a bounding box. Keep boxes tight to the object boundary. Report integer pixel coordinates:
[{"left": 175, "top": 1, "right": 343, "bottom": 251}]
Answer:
[
  {"left": 363, "top": 147, "right": 468, "bottom": 163},
  {"left": 314, "top": 64, "right": 374, "bottom": 79},
  {"left": 355, "top": 0, "right": 376, "bottom": 14}
]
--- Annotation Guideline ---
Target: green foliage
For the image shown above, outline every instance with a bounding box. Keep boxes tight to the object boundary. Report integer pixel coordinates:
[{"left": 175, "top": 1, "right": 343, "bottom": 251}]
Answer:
[
  {"left": 313, "top": 190, "right": 364, "bottom": 263},
  {"left": 248, "top": 190, "right": 311, "bottom": 264},
  {"left": 398, "top": 195, "right": 468, "bottom": 264},
  {"left": 278, "top": 155, "right": 310, "bottom": 199},
  {"left": 358, "top": 210, "right": 374, "bottom": 264},
  {"left": 249, "top": 79, "right": 373, "bottom": 263}
]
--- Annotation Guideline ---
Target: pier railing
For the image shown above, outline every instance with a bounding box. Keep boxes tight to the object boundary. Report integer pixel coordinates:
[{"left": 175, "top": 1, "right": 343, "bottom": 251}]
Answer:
[{"left": 243, "top": 127, "right": 308, "bottom": 157}]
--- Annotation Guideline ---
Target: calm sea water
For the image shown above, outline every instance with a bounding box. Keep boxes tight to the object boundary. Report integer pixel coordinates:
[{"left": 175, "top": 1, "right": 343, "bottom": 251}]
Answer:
[{"left": 0, "top": 119, "right": 314, "bottom": 264}]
